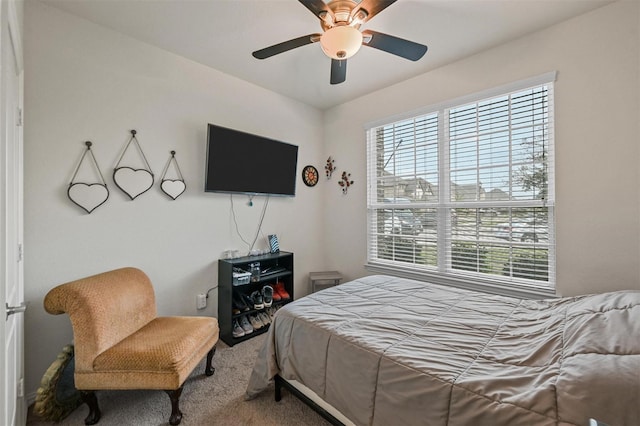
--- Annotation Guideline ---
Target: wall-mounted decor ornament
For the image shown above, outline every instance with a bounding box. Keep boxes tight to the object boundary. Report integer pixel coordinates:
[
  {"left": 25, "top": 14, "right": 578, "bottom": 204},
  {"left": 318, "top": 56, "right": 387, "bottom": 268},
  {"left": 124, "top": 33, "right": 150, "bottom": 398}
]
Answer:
[
  {"left": 160, "top": 150, "right": 186, "bottom": 200},
  {"left": 338, "top": 171, "right": 354, "bottom": 194},
  {"left": 325, "top": 156, "right": 335, "bottom": 179},
  {"left": 113, "top": 129, "right": 154, "bottom": 200},
  {"left": 67, "top": 141, "right": 109, "bottom": 214},
  {"left": 302, "top": 165, "right": 319, "bottom": 187}
]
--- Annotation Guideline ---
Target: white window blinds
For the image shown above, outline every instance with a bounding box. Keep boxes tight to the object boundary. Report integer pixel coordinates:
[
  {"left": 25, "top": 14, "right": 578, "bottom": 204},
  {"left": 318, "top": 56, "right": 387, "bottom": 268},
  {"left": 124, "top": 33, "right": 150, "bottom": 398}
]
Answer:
[{"left": 367, "top": 74, "right": 555, "bottom": 294}]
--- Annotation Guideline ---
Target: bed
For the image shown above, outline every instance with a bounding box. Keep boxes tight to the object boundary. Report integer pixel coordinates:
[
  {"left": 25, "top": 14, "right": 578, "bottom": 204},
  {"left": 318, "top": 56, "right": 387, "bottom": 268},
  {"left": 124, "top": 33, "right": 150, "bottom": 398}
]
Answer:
[{"left": 246, "top": 275, "right": 640, "bottom": 426}]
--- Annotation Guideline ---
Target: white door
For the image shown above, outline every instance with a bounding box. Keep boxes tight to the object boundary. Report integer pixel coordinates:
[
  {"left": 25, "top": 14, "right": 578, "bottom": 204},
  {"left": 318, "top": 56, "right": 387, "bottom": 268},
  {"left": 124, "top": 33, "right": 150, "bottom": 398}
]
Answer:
[{"left": 1, "top": 0, "right": 25, "bottom": 425}]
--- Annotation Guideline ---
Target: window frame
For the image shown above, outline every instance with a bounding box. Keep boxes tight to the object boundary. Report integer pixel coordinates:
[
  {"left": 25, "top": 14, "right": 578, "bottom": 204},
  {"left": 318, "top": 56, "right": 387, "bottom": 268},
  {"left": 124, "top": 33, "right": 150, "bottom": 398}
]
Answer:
[{"left": 365, "top": 72, "right": 557, "bottom": 299}]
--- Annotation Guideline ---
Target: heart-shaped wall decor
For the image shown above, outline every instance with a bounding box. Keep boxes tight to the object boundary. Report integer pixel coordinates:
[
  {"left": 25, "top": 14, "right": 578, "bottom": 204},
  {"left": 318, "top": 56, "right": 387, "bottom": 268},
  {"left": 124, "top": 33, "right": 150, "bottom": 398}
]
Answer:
[
  {"left": 161, "top": 179, "right": 186, "bottom": 200},
  {"left": 113, "top": 167, "right": 154, "bottom": 200},
  {"left": 67, "top": 183, "right": 109, "bottom": 214}
]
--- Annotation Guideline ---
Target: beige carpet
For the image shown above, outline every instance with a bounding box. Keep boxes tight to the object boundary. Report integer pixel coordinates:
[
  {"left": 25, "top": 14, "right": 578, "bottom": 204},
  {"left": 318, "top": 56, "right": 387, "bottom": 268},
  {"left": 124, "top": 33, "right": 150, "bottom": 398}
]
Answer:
[{"left": 27, "top": 333, "right": 332, "bottom": 426}]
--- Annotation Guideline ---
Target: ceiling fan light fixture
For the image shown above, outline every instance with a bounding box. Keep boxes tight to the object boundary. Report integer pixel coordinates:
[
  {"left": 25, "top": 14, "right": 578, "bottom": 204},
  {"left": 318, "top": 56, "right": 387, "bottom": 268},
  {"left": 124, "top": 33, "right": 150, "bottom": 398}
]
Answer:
[{"left": 320, "top": 26, "right": 363, "bottom": 60}]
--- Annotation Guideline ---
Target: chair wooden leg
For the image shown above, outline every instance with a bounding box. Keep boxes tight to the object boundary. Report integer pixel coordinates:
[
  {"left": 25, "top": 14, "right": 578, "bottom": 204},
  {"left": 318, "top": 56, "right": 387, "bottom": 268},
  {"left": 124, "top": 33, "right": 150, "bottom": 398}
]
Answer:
[
  {"left": 80, "top": 391, "right": 101, "bottom": 425},
  {"left": 165, "top": 387, "right": 183, "bottom": 426},
  {"left": 205, "top": 346, "right": 216, "bottom": 376}
]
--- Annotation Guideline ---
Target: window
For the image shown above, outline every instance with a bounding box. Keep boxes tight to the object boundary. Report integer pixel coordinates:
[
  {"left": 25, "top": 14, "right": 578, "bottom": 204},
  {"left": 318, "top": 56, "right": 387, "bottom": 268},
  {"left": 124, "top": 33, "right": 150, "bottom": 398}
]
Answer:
[{"left": 366, "top": 73, "right": 555, "bottom": 296}]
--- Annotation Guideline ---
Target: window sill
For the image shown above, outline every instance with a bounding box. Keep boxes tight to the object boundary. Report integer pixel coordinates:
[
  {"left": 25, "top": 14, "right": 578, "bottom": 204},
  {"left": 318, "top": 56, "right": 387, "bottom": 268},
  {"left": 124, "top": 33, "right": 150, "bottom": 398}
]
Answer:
[{"left": 364, "top": 262, "right": 557, "bottom": 300}]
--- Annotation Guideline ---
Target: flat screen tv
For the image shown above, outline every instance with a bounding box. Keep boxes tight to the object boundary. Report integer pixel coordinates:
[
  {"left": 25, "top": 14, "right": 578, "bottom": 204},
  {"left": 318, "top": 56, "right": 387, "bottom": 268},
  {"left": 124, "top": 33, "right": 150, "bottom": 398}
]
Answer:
[{"left": 205, "top": 123, "right": 298, "bottom": 197}]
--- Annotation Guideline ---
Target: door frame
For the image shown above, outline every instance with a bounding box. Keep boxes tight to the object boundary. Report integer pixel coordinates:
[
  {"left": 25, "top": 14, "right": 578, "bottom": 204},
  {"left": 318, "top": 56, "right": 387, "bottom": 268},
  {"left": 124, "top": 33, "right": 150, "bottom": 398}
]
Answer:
[{"left": 1, "top": 0, "right": 25, "bottom": 424}]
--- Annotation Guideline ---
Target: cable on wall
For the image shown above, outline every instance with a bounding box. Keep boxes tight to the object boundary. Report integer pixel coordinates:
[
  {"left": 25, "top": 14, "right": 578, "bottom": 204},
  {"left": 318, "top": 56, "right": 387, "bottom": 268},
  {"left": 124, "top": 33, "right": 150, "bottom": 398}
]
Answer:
[
  {"left": 249, "top": 195, "right": 269, "bottom": 252},
  {"left": 229, "top": 194, "right": 270, "bottom": 254}
]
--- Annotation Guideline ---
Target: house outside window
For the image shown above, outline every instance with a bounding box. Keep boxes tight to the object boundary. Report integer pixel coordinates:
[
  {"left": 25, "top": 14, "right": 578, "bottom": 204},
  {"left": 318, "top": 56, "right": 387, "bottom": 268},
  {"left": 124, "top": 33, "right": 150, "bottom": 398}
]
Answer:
[{"left": 366, "top": 73, "right": 556, "bottom": 297}]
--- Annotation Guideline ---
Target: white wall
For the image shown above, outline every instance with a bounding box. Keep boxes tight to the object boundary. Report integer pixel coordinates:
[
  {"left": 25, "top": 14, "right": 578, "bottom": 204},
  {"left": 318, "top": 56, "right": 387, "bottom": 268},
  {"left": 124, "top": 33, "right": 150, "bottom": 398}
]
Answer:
[
  {"left": 23, "top": 1, "right": 325, "bottom": 396},
  {"left": 322, "top": 0, "right": 640, "bottom": 297}
]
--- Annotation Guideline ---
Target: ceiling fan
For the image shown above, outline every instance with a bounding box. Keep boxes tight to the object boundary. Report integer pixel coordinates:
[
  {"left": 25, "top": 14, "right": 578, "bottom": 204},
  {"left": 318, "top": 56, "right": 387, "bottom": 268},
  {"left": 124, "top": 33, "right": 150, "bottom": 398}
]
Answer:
[{"left": 252, "top": 0, "right": 428, "bottom": 85}]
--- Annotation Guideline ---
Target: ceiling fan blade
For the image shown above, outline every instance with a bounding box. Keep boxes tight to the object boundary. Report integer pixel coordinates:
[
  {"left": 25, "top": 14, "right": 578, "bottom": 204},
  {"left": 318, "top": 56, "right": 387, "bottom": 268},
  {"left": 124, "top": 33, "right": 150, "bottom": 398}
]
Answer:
[
  {"left": 298, "top": 0, "right": 334, "bottom": 20},
  {"left": 362, "top": 30, "right": 428, "bottom": 61},
  {"left": 252, "top": 34, "right": 321, "bottom": 59},
  {"left": 330, "top": 59, "right": 347, "bottom": 85},
  {"left": 352, "top": 0, "right": 397, "bottom": 22}
]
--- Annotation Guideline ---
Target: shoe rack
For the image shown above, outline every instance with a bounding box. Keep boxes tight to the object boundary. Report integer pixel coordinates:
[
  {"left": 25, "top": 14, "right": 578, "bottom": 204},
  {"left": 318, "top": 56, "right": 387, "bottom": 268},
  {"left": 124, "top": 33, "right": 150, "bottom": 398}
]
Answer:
[{"left": 218, "top": 251, "right": 294, "bottom": 346}]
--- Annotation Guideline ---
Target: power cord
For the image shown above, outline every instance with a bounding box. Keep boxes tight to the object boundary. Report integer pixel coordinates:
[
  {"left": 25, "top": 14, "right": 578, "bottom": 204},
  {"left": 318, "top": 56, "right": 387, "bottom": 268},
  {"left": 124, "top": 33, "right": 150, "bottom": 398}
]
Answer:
[
  {"left": 229, "top": 193, "right": 270, "bottom": 254},
  {"left": 249, "top": 195, "right": 269, "bottom": 252},
  {"left": 230, "top": 194, "right": 251, "bottom": 247},
  {"left": 205, "top": 285, "right": 218, "bottom": 300}
]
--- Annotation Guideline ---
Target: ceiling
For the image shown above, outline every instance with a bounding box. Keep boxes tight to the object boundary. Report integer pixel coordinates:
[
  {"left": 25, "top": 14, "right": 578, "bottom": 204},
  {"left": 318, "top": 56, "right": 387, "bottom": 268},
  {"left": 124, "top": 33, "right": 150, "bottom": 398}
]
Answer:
[{"left": 40, "top": 0, "right": 612, "bottom": 110}]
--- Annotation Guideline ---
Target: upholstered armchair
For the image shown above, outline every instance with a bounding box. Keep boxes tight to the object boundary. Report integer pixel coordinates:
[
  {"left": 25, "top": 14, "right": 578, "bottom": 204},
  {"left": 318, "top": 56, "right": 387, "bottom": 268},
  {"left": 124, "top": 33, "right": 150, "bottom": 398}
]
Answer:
[{"left": 44, "top": 267, "right": 219, "bottom": 425}]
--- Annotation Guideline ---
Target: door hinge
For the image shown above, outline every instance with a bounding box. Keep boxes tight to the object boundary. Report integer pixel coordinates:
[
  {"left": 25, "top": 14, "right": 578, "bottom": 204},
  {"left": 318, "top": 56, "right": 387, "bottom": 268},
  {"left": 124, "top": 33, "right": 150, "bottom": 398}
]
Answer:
[
  {"left": 16, "top": 107, "right": 23, "bottom": 127},
  {"left": 17, "top": 243, "right": 23, "bottom": 262},
  {"left": 17, "top": 378, "right": 24, "bottom": 398}
]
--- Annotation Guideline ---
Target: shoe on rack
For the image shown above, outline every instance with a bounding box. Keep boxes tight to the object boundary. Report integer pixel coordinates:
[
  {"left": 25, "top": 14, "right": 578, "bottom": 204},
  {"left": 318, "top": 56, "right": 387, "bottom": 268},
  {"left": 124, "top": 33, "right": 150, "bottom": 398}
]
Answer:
[
  {"left": 239, "top": 315, "right": 253, "bottom": 334},
  {"left": 249, "top": 314, "right": 263, "bottom": 330},
  {"left": 258, "top": 311, "right": 271, "bottom": 326},
  {"left": 231, "top": 293, "right": 243, "bottom": 314},
  {"left": 274, "top": 281, "right": 291, "bottom": 300},
  {"left": 241, "top": 293, "right": 256, "bottom": 310},
  {"left": 265, "top": 306, "right": 276, "bottom": 320},
  {"left": 270, "top": 286, "right": 282, "bottom": 302},
  {"left": 232, "top": 320, "right": 245, "bottom": 338},
  {"left": 251, "top": 291, "right": 264, "bottom": 310},
  {"left": 233, "top": 292, "right": 250, "bottom": 312},
  {"left": 262, "top": 286, "right": 274, "bottom": 307},
  {"left": 256, "top": 314, "right": 268, "bottom": 328}
]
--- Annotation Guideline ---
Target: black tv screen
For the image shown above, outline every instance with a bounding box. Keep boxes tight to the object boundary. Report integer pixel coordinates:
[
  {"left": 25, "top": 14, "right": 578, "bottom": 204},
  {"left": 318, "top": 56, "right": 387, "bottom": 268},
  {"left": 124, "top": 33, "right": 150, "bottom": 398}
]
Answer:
[{"left": 205, "top": 124, "right": 298, "bottom": 197}]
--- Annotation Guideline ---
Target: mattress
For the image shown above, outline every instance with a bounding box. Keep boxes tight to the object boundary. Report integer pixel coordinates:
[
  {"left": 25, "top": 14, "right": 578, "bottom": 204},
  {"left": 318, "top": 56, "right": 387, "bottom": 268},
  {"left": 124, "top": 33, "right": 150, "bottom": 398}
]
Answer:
[{"left": 246, "top": 275, "right": 640, "bottom": 426}]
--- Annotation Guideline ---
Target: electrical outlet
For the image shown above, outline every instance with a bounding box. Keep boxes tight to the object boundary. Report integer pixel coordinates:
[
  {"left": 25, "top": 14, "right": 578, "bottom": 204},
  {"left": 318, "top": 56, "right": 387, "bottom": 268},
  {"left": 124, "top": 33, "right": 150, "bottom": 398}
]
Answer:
[{"left": 196, "top": 293, "right": 207, "bottom": 310}]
